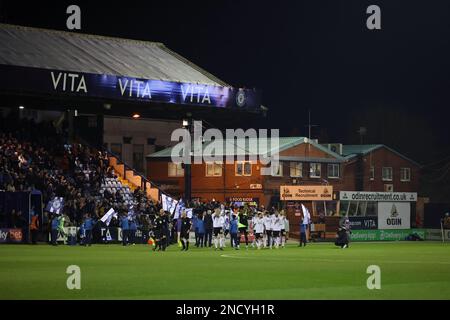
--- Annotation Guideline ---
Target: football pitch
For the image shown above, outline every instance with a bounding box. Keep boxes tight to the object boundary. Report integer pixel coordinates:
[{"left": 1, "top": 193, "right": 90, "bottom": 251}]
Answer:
[{"left": 1, "top": 242, "right": 450, "bottom": 300}]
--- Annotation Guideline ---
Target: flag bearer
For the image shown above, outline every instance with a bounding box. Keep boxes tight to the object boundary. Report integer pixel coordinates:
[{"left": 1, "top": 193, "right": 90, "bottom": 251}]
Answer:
[
  {"left": 129, "top": 217, "right": 137, "bottom": 245},
  {"left": 83, "top": 214, "right": 94, "bottom": 246},
  {"left": 120, "top": 213, "right": 130, "bottom": 246},
  {"left": 50, "top": 214, "right": 59, "bottom": 246},
  {"left": 230, "top": 214, "right": 239, "bottom": 249}
]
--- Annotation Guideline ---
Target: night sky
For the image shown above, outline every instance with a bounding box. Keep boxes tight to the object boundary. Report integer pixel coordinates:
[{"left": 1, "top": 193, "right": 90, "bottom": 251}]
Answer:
[{"left": 1, "top": 0, "right": 450, "bottom": 165}]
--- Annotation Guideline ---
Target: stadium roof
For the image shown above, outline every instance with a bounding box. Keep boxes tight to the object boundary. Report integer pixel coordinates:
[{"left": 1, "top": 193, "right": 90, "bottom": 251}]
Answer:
[
  {"left": 0, "top": 23, "right": 229, "bottom": 87},
  {"left": 147, "top": 137, "right": 344, "bottom": 160}
]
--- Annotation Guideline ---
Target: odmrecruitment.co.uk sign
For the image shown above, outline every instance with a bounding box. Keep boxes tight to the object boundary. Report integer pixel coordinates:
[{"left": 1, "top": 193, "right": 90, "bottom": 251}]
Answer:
[{"left": 339, "top": 191, "right": 417, "bottom": 202}]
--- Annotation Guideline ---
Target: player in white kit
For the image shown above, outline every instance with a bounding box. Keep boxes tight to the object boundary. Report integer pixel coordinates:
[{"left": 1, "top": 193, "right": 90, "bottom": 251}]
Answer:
[
  {"left": 253, "top": 212, "right": 265, "bottom": 249},
  {"left": 263, "top": 211, "right": 273, "bottom": 249},
  {"left": 279, "top": 211, "right": 286, "bottom": 248},
  {"left": 272, "top": 212, "right": 282, "bottom": 249},
  {"left": 212, "top": 210, "right": 225, "bottom": 251}
]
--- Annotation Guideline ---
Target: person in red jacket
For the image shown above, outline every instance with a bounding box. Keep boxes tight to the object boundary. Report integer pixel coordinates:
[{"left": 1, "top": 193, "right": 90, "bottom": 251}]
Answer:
[{"left": 30, "top": 210, "right": 39, "bottom": 245}]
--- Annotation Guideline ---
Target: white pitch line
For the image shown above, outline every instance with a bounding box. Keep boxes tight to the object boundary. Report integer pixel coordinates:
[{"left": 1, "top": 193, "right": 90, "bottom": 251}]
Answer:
[{"left": 220, "top": 254, "right": 450, "bottom": 265}]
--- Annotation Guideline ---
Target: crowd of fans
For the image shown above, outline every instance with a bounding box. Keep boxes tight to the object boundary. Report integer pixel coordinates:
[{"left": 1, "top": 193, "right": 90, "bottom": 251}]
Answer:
[{"left": 0, "top": 113, "right": 162, "bottom": 234}]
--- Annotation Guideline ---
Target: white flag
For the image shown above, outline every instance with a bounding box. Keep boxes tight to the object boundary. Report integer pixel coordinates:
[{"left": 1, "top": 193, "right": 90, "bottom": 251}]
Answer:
[
  {"left": 301, "top": 204, "right": 311, "bottom": 224},
  {"left": 101, "top": 208, "right": 116, "bottom": 226},
  {"left": 162, "top": 194, "right": 178, "bottom": 215}
]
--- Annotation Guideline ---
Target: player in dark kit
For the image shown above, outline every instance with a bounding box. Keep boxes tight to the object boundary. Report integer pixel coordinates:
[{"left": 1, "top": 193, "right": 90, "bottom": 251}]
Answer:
[
  {"left": 153, "top": 209, "right": 167, "bottom": 251},
  {"left": 238, "top": 209, "right": 249, "bottom": 249},
  {"left": 180, "top": 210, "right": 192, "bottom": 251}
]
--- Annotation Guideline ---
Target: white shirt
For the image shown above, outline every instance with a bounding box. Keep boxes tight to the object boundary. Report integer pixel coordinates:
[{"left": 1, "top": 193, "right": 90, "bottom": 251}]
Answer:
[
  {"left": 272, "top": 216, "right": 282, "bottom": 231},
  {"left": 263, "top": 216, "right": 272, "bottom": 230},
  {"left": 279, "top": 216, "right": 286, "bottom": 230},
  {"left": 213, "top": 215, "right": 225, "bottom": 228},
  {"left": 254, "top": 217, "right": 265, "bottom": 234}
]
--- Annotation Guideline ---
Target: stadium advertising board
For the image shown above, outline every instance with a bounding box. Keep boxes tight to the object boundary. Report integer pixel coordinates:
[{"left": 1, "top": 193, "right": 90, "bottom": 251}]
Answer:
[
  {"left": 47, "top": 227, "right": 154, "bottom": 244},
  {"left": 280, "top": 186, "right": 333, "bottom": 201},
  {"left": 0, "top": 228, "right": 23, "bottom": 243},
  {"left": 350, "top": 229, "right": 425, "bottom": 241},
  {"left": 47, "top": 227, "right": 78, "bottom": 242},
  {"left": 348, "top": 217, "right": 378, "bottom": 230},
  {"left": 340, "top": 191, "right": 417, "bottom": 202},
  {"left": 0, "top": 65, "right": 261, "bottom": 110},
  {"left": 378, "top": 202, "right": 411, "bottom": 229},
  {"left": 424, "top": 229, "right": 450, "bottom": 241}
]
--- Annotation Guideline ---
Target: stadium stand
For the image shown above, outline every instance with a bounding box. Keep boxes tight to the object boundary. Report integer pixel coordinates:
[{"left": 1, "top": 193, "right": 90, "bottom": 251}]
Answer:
[{"left": 0, "top": 112, "right": 161, "bottom": 231}]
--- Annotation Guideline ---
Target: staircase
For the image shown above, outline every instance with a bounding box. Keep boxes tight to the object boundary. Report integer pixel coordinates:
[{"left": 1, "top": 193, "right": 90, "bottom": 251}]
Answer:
[{"left": 108, "top": 155, "right": 159, "bottom": 202}]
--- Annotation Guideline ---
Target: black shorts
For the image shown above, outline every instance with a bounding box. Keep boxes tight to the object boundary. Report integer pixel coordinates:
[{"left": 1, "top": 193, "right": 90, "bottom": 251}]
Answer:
[
  {"left": 281, "top": 230, "right": 285, "bottom": 236},
  {"left": 238, "top": 227, "right": 248, "bottom": 234},
  {"left": 272, "top": 230, "right": 280, "bottom": 237},
  {"left": 266, "top": 230, "right": 272, "bottom": 236},
  {"left": 255, "top": 233, "right": 262, "bottom": 239},
  {"left": 213, "top": 227, "right": 223, "bottom": 237},
  {"left": 181, "top": 231, "right": 190, "bottom": 239}
]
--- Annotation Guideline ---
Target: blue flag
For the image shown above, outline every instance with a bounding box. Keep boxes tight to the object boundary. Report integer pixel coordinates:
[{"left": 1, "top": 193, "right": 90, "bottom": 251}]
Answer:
[{"left": 46, "top": 197, "right": 64, "bottom": 215}]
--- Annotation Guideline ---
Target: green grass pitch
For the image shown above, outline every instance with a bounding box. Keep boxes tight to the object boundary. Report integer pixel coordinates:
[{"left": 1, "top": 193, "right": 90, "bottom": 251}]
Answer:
[{"left": 1, "top": 242, "right": 450, "bottom": 300}]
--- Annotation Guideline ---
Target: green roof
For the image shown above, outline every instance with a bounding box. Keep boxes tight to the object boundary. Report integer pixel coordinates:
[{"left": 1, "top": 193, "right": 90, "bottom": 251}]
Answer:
[
  {"left": 342, "top": 144, "right": 420, "bottom": 166},
  {"left": 147, "top": 137, "right": 344, "bottom": 160},
  {"left": 342, "top": 145, "right": 383, "bottom": 159}
]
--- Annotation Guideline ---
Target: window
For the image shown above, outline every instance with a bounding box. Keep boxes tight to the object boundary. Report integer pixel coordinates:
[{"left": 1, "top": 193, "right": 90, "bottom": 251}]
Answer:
[
  {"left": 382, "top": 167, "right": 393, "bottom": 181},
  {"left": 168, "top": 162, "right": 184, "bottom": 177},
  {"left": 400, "top": 168, "right": 411, "bottom": 182},
  {"left": 88, "top": 116, "right": 97, "bottom": 128},
  {"left": 123, "top": 136, "right": 132, "bottom": 144},
  {"left": 206, "top": 162, "right": 222, "bottom": 177},
  {"left": 132, "top": 144, "right": 144, "bottom": 173},
  {"left": 236, "top": 161, "right": 252, "bottom": 176},
  {"left": 290, "top": 162, "right": 302, "bottom": 177},
  {"left": 327, "top": 164, "right": 340, "bottom": 178},
  {"left": 315, "top": 201, "right": 338, "bottom": 216},
  {"left": 370, "top": 166, "right": 375, "bottom": 180},
  {"left": 309, "top": 163, "right": 321, "bottom": 178},
  {"left": 110, "top": 143, "right": 122, "bottom": 158},
  {"left": 271, "top": 162, "right": 283, "bottom": 177}
]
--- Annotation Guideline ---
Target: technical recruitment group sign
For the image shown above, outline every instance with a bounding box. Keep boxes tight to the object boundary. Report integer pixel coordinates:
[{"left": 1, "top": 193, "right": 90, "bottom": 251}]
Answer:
[
  {"left": 280, "top": 185, "right": 334, "bottom": 201},
  {"left": 0, "top": 65, "right": 261, "bottom": 110}
]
